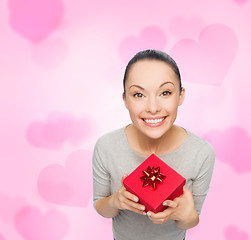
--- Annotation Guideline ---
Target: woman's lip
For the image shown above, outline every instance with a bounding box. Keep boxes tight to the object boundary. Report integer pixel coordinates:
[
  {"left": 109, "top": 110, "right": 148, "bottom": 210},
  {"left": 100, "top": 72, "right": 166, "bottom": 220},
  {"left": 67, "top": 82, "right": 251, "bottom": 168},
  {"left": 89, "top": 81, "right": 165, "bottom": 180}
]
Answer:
[
  {"left": 142, "top": 116, "right": 167, "bottom": 120},
  {"left": 142, "top": 116, "right": 167, "bottom": 127}
]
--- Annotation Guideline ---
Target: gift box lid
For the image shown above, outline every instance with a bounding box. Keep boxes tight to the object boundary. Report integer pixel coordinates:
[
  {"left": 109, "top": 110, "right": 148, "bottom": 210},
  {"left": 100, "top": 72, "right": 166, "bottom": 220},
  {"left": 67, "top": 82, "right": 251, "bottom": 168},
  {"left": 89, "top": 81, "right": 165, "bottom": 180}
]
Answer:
[{"left": 123, "top": 154, "right": 186, "bottom": 211}]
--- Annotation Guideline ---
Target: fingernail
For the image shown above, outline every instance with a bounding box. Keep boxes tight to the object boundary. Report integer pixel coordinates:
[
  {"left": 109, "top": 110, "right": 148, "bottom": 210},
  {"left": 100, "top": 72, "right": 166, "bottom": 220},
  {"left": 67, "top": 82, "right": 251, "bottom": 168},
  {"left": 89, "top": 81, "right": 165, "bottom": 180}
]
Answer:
[
  {"left": 147, "top": 212, "right": 151, "bottom": 217},
  {"left": 134, "top": 197, "right": 138, "bottom": 202},
  {"left": 163, "top": 202, "right": 167, "bottom": 206},
  {"left": 141, "top": 206, "right": 145, "bottom": 210},
  {"left": 143, "top": 212, "right": 147, "bottom": 215}
]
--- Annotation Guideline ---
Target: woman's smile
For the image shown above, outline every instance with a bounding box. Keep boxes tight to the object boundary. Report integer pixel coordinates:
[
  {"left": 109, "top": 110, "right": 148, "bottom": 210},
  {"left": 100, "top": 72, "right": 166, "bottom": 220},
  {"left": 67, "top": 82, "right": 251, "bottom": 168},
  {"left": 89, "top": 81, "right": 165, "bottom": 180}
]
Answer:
[{"left": 142, "top": 116, "right": 167, "bottom": 127}]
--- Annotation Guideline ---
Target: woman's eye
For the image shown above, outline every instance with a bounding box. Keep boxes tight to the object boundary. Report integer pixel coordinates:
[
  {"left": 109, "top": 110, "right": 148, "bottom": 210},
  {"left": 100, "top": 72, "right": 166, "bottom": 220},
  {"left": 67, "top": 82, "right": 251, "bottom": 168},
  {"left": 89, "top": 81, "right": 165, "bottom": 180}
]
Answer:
[
  {"left": 133, "top": 93, "right": 144, "bottom": 98},
  {"left": 161, "top": 91, "right": 171, "bottom": 96}
]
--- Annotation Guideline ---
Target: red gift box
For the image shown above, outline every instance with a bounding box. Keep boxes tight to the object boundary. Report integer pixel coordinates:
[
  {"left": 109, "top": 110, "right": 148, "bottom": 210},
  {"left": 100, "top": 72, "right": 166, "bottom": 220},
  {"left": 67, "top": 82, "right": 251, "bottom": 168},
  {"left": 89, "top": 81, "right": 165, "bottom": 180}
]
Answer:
[{"left": 123, "top": 154, "right": 186, "bottom": 213}]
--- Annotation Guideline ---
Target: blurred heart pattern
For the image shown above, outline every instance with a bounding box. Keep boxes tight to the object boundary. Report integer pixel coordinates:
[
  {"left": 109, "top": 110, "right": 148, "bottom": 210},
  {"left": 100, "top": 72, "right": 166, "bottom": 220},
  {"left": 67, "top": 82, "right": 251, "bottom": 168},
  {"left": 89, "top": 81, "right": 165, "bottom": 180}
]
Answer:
[
  {"left": 14, "top": 205, "right": 69, "bottom": 240},
  {"left": 225, "top": 226, "right": 249, "bottom": 240},
  {"left": 8, "top": 0, "right": 64, "bottom": 43},
  {"left": 168, "top": 16, "right": 205, "bottom": 39},
  {"left": 119, "top": 26, "right": 167, "bottom": 63},
  {"left": 204, "top": 126, "right": 251, "bottom": 173},
  {"left": 0, "top": 193, "right": 26, "bottom": 222},
  {"left": 170, "top": 24, "right": 238, "bottom": 86},
  {"left": 32, "top": 38, "right": 68, "bottom": 69},
  {"left": 233, "top": 0, "right": 249, "bottom": 5},
  {"left": 26, "top": 112, "right": 95, "bottom": 149},
  {"left": 37, "top": 150, "right": 92, "bottom": 207}
]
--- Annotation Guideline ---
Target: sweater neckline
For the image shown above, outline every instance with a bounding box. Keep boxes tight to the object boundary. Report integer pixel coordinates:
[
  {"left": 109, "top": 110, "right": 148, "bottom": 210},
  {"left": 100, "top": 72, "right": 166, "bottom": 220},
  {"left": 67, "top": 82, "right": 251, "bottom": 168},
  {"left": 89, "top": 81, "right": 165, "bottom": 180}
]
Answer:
[{"left": 121, "top": 125, "right": 191, "bottom": 159}]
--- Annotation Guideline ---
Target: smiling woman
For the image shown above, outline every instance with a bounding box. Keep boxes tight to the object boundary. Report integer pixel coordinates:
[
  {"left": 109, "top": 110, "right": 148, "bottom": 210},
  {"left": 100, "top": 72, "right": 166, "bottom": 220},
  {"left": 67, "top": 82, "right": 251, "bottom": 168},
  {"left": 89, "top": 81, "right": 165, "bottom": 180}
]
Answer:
[
  {"left": 123, "top": 59, "right": 185, "bottom": 149},
  {"left": 92, "top": 50, "right": 215, "bottom": 240}
]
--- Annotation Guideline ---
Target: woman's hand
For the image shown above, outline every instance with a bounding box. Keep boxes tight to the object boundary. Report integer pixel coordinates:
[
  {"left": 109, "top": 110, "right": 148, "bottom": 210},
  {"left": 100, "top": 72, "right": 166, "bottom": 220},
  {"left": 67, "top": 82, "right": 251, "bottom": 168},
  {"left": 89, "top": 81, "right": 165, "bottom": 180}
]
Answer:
[
  {"left": 147, "top": 186, "right": 199, "bottom": 229},
  {"left": 111, "top": 174, "right": 146, "bottom": 215}
]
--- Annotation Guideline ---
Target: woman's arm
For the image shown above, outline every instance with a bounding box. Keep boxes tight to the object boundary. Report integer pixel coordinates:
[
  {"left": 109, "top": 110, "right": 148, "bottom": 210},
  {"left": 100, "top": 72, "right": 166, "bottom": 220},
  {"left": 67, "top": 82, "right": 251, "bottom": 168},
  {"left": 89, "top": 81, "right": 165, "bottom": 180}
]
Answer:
[
  {"left": 172, "top": 187, "right": 199, "bottom": 229},
  {"left": 95, "top": 175, "right": 146, "bottom": 218},
  {"left": 95, "top": 194, "right": 120, "bottom": 218}
]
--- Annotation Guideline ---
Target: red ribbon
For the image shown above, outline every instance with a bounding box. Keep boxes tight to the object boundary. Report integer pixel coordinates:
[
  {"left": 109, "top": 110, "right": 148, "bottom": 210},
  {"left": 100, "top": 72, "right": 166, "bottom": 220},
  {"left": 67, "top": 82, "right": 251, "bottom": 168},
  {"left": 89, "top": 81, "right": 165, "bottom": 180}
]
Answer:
[{"left": 140, "top": 166, "right": 166, "bottom": 190}]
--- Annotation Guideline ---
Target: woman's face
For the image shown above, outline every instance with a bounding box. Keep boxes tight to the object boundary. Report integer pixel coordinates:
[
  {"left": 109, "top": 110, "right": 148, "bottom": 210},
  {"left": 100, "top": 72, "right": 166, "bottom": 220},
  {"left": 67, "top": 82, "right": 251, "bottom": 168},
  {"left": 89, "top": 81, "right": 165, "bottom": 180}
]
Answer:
[{"left": 123, "top": 59, "right": 185, "bottom": 140}]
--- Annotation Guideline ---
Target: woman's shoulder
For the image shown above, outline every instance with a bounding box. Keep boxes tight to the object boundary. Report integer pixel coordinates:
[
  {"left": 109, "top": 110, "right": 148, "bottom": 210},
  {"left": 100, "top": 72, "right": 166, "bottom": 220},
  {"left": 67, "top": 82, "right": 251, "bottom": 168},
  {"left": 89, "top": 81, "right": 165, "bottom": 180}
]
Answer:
[
  {"left": 186, "top": 130, "right": 215, "bottom": 157},
  {"left": 95, "top": 126, "right": 126, "bottom": 149}
]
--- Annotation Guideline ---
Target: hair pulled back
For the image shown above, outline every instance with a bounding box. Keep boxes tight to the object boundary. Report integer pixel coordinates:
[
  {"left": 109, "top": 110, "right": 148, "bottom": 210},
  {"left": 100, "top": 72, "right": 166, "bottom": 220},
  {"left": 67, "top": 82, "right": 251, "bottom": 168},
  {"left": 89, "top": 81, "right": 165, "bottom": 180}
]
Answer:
[{"left": 123, "top": 49, "right": 182, "bottom": 94}]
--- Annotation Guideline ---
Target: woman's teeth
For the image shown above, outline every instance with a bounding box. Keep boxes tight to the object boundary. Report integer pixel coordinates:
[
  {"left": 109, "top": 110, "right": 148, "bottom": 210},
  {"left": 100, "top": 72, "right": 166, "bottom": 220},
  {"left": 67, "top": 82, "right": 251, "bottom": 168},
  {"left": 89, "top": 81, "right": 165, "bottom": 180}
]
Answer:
[{"left": 144, "top": 118, "right": 165, "bottom": 124}]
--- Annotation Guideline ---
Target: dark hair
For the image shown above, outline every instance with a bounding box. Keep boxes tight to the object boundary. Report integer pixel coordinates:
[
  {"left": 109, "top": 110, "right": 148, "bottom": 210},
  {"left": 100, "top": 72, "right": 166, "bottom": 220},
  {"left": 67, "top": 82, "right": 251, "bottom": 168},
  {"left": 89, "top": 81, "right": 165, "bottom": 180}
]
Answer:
[{"left": 123, "top": 49, "right": 182, "bottom": 94}]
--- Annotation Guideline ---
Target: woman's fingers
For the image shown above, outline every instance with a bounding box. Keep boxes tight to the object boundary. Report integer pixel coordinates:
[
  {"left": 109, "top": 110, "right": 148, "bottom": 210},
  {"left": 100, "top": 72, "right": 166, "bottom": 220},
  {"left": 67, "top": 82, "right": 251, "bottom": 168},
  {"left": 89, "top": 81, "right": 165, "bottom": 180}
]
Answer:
[
  {"left": 123, "top": 189, "right": 139, "bottom": 202},
  {"left": 125, "top": 198, "right": 145, "bottom": 211},
  {"left": 183, "top": 186, "right": 193, "bottom": 200},
  {"left": 147, "top": 209, "right": 170, "bottom": 220},
  {"left": 163, "top": 200, "right": 178, "bottom": 208},
  {"left": 124, "top": 203, "right": 146, "bottom": 215},
  {"left": 121, "top": 174, "right": 128, "bottom": 184},
  {"left": 120, "top": 174, "right": 146, "bottom": 212},
  {"left": 118, "top": 186, "right": 139, "bottom": 203},
  {"left": 148, "top": 187, "right": 196, "bottom": 225},
  {"left": 119, "top": 195, "right": 146, "bottom": 215},
  {"left": 146, "top": 200, "right": 178, "bottom": 224},
  {"left": 121, "top": 191, "right": 145, "bottom": 211},
  {"left": 117, "top": 182, "right": 146, "bottom": 214},
  {"left": 147, "top": 211, "right": 168, "bottom": 224}
]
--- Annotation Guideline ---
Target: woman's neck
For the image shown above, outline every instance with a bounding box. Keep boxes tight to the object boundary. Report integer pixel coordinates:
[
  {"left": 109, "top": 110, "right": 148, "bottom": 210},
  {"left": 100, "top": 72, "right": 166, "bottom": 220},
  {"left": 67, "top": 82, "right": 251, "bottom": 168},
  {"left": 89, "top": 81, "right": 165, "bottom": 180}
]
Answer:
[{"left": 125, "top": 124, "right": 185, "bottom": 156}]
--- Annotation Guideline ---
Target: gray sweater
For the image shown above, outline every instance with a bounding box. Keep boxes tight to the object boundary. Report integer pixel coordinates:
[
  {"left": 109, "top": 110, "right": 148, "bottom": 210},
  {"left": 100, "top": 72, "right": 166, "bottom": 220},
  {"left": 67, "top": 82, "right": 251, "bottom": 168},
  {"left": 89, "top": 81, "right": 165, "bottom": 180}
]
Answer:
[{"left": 92, "top": 127, "right": 215, "bottom": 240}]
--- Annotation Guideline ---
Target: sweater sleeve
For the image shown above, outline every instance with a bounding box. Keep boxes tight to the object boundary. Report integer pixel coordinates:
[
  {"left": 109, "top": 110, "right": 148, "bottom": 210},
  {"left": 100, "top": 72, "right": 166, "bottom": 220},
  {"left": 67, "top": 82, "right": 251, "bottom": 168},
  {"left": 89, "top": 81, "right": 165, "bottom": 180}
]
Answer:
[
  {"left": 92, "top": 140, "right": 111, "bottom": 210},
  {"left": 192, "top": 143, "right": 215, "bottom": 215}
]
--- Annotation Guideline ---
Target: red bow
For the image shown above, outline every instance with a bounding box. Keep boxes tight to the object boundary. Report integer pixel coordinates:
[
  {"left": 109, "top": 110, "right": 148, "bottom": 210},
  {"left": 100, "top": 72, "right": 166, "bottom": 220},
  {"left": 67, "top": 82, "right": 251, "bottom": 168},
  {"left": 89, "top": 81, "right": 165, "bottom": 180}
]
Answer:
[{"left": 140, "top": 166, "right": 166, "bottom": 190}]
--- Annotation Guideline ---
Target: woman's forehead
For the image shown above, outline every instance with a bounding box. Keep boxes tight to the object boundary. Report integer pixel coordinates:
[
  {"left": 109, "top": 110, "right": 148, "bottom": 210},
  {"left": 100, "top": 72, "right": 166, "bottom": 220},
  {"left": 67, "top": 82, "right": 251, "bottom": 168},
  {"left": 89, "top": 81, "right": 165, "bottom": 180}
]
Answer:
[{"left": 126, "top": 60, "right": 178, "bottom": 88}]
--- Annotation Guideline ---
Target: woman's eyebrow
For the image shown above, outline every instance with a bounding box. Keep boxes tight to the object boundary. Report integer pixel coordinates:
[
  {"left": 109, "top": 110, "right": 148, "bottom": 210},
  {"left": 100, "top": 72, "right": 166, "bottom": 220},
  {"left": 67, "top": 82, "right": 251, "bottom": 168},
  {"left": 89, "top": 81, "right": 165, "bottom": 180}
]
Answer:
[
  {"left": 129, "top": 82, "right": 174, "bottom": 90},
  {"left": 159, "top": 81, "right": 175, "bottom": 88},
  {"left": 129, "top": 85, "right": 144, "bottom": 90}
]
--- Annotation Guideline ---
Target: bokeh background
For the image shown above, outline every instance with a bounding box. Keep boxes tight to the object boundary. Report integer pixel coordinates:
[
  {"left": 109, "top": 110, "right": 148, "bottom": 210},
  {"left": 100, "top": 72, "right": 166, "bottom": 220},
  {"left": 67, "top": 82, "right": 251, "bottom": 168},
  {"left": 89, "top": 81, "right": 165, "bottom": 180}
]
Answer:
[{"left": 0, "top": 0, "right": 251, "bottom": 239}]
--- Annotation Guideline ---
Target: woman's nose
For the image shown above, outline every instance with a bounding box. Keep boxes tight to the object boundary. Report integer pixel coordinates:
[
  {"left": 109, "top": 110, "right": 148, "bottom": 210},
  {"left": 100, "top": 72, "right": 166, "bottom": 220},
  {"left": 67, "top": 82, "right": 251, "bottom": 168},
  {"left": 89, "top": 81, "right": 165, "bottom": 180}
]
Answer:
[{"left": 146, "top": 96, "right": 161, "bottom": 114}]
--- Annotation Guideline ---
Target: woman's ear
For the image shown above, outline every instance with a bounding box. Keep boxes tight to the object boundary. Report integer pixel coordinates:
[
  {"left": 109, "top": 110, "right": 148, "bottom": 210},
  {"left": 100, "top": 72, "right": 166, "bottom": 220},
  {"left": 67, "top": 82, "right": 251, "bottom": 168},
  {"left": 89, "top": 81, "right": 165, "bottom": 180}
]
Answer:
[
  {"left": 178, "top": 87, "right": 185, "bottom": 106},
  {"left": 123, "top": 92, "right": 128, "bottom": 109}
]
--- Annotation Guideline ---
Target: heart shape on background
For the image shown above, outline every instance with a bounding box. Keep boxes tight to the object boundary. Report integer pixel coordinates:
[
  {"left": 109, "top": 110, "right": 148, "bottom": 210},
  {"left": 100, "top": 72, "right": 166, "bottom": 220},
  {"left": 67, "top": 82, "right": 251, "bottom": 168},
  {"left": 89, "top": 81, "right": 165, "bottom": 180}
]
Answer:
[
  {"left": 233, "top": 0, "right": 248, "bottom": 5},
  {"left": 32, "top": 38, "right": 68, "bottom": 69},
  {"left": 170, "top": 23, "right": 238, "bottom": 86},
  {"left": 204, "top": 126, "right": 251, "bottom": 173},
  {"left": 168, "top": 16, "right": 205, "bottom": 39},
  {"left": 225, "top": 226, "right": 249, "bottom": 240},
  {"left": 119, "top": 26, "right": 167, "bottom": 63},
  {"left": 26, "top": 112, "right": 95, "bottom": 150},
  {"left": 14, "top": 205, "right": 69, "bottom": 240},
  {"left": 0, "top": 193, "right": 26, "bottom": 222},
  {"left": 8, "top": 0, "right": 64, "bottom": 43},
  {"left": 37, "top": 150, "right": 92, "bottom": 207}
]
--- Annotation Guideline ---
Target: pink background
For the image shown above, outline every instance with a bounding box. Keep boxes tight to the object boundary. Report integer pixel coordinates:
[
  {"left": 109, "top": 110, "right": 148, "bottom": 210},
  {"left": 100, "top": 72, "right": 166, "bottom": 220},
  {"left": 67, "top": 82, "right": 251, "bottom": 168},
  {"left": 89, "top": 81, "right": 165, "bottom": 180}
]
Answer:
[{"left": 0, "top": 0, "right": 250, "bottom": 239}]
